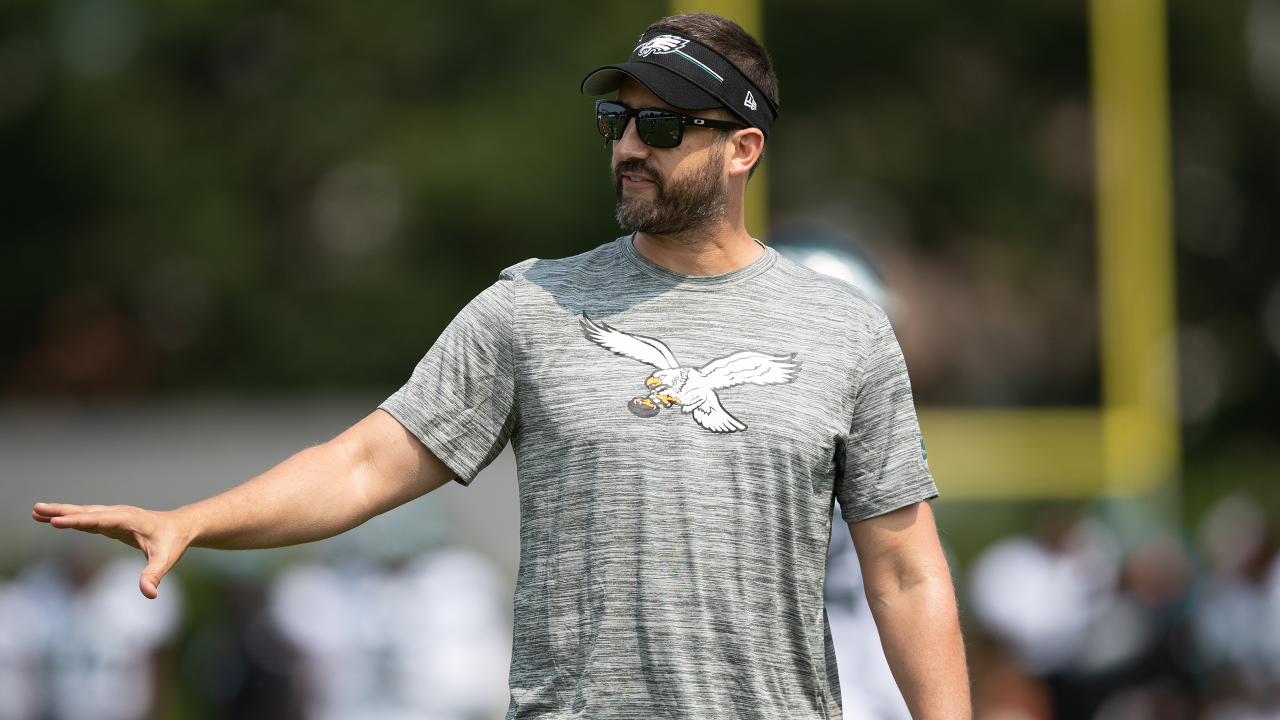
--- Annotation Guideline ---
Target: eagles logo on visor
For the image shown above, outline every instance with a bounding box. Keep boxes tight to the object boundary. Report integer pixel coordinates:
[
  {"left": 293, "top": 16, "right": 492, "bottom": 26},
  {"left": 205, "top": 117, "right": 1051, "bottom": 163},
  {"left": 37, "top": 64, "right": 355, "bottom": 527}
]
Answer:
[
  {"left": 636, "top": 35, "right": 687, "bottom": 56},
  {"left": 634, "top": 35, "right": 725, "bottom": 83}
]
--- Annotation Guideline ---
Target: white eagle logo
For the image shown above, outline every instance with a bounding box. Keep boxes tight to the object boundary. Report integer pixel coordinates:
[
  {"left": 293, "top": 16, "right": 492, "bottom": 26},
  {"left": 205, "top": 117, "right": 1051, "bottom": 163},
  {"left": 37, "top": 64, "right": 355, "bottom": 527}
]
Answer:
[
  {"left": 581, "top": 315, "right": 800, "bottom": 433},
  {"left": 635, "top": 34, "right": 689, "bottom": 57}
]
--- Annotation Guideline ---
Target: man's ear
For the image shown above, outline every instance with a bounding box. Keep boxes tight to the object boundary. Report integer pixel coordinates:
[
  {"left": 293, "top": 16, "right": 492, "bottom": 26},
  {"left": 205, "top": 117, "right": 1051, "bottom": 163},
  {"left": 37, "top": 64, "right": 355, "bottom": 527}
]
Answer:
[{"left": 727, "top": 128, "right": 764, "bottom": 178}]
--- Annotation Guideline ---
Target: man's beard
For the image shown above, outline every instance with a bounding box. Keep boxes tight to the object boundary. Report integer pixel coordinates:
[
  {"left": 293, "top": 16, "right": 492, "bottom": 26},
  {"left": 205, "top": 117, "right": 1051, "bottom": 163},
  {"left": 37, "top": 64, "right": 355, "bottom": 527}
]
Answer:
[{"left": 613, "top": 143, "right": 728, "bottom": 236}]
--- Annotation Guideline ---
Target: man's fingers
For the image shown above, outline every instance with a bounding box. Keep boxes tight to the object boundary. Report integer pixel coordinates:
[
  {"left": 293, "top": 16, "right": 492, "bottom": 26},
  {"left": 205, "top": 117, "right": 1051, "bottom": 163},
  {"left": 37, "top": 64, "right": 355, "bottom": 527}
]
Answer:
[
  {"left": 33, "top": 503, "right": 117, "bottom": 521},
  {"left": 47, "top": 509, "right": 130, "bottom": 531},
  {"left": 139, "top": 556, "right": 170, "bottom": 600},
  {"left": 137, "top": 532, "right": 188, "bottom": 599},
  {"left": 33, "top": 502, "right": 90, "bottom": 520},
  {"left": 39, "top": 508, "right": 145, "bottom": 548}
]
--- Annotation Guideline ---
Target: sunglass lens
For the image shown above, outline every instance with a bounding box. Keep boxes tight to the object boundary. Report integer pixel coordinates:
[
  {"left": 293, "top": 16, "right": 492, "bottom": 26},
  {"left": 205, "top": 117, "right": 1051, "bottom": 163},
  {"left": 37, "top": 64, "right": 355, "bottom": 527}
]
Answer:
[
  {"left": 596, "top": 102, "right": 628, "bottom": 140},
  {"left": 636, "top": 110, "right": 682, "bottom": 148}
]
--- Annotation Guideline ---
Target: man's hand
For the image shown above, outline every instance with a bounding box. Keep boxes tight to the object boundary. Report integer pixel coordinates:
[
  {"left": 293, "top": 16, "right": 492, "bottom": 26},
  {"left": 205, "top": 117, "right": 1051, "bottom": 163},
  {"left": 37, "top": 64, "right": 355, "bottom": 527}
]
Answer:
[
  {"left": 32, "top": 409, "right": 456, "bottom": 599},
  {"left": 31, "top": 503, "right": 191, "bottom": 599},
  {"left": 851, "top": 500, "right": 971, "bottom": 720}
]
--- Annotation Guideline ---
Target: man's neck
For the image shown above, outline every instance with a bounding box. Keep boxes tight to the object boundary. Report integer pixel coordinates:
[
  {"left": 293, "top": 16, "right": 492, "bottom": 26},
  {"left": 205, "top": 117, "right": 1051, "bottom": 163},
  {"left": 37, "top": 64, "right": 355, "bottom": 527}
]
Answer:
[{"left": 632, "top": 220, "right": 765, "bottom": 277}]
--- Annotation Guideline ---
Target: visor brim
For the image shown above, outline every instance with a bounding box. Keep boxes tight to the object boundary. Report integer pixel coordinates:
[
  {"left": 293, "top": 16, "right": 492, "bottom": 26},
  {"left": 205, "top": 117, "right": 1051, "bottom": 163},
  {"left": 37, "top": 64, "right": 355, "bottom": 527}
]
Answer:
[{"left": 581, "top": 62, "right": 724, "bottom": 112}]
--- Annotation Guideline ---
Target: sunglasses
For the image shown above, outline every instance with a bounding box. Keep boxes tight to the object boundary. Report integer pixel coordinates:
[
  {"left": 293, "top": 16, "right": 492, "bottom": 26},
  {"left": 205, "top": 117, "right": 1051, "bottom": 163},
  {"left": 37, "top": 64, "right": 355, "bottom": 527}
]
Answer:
[{"left": 596, "top": 99, "right": 743, "bottom": 149}]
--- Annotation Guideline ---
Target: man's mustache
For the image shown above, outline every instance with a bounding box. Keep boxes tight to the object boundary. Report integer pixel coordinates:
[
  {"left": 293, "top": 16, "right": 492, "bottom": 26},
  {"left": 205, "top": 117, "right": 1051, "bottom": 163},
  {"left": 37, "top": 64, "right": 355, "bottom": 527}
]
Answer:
[{"left": 613, "top": 160, "right": 664, "bottom": 188}]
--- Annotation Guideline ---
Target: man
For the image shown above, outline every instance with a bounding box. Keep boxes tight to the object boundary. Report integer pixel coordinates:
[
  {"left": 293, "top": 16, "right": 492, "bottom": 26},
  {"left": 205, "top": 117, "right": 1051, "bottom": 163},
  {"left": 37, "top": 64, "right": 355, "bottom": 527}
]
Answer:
[{"left": 32, "top": 13, "right": 970, "bottom": 720}]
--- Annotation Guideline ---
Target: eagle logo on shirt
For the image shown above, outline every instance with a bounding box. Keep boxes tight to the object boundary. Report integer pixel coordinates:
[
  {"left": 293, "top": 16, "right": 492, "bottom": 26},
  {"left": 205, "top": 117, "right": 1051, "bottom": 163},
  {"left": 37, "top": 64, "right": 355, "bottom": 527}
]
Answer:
[{"left": 580, "top": 315, "right": 800, "bottom": 433}]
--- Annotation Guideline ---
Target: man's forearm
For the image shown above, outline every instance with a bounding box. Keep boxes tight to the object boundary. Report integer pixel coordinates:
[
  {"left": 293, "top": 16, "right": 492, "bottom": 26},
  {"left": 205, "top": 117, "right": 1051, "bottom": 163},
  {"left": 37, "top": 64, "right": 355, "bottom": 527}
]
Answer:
[
  {"left": 176, "top": 444, "right": 372, "bottom": 550},
  {"left": 177, "top": 410, "right": 453, "bottom": 550},
  {"left": 33, "top": 410, "right": 454, "bottom": 597},
  {"left": 851, "top": 502, "right": 971, "bottom": 720},
  {"left": 865, "top": 565, "right": 970, "bottom": 719}
]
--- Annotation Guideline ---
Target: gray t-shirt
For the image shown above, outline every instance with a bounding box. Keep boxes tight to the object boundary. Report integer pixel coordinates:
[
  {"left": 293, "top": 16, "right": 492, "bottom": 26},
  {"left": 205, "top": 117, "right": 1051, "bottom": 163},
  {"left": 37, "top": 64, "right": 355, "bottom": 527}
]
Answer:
[{"left": 381, "top": 236, "right": 937, "bottom": 720}]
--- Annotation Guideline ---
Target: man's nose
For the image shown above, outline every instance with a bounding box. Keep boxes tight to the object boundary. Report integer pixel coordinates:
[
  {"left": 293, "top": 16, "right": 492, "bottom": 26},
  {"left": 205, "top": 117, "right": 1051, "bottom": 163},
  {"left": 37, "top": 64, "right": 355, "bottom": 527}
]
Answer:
[{"left": 613, "top": 117, "right": 650, "bottom": 163}]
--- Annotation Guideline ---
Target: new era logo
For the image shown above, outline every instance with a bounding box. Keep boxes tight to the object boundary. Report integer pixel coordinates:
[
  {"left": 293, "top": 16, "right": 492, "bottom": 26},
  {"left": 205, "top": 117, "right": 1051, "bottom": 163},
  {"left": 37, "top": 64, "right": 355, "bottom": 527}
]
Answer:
[{"left": 744, "top": 91, "right": 757, "bottom": 111}]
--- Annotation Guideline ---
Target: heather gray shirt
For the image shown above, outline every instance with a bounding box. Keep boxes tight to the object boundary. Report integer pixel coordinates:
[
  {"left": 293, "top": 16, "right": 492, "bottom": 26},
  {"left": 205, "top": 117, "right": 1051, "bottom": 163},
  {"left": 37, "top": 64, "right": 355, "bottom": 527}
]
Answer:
[{"left": 381, "top": 237, "right": 937, "bottom": 720}]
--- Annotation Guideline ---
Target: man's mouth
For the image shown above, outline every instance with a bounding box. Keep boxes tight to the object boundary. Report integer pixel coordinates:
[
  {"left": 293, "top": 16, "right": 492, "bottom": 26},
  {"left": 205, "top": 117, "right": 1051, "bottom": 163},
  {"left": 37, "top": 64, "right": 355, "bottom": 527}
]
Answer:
[{"left": 621, "top": 175, "right": 656, "bottom": 188}]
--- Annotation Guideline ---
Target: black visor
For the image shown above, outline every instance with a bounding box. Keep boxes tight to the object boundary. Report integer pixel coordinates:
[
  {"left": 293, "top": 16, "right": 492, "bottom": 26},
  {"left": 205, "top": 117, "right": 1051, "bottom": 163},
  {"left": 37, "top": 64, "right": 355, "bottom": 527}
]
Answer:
[{"left": 580, "top": 30, "right": 778, "bottom": 138}]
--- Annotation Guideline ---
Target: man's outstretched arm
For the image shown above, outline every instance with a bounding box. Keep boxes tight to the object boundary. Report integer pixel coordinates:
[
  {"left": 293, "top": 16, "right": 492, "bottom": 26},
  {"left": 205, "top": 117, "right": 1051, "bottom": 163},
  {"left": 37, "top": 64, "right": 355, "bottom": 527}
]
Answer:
[
  {"left": 850, "top": 500, "right": 971, "bottom": 720},
  {"left": 31, "top": 409, "right": 453, "bottom": 599}
]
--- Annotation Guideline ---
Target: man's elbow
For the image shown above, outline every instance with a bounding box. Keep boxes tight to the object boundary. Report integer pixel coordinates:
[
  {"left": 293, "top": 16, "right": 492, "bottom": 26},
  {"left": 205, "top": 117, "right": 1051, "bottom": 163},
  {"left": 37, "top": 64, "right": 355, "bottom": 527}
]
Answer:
[{"left": 866, "top": 566, "right": 956, "bottom": 611}]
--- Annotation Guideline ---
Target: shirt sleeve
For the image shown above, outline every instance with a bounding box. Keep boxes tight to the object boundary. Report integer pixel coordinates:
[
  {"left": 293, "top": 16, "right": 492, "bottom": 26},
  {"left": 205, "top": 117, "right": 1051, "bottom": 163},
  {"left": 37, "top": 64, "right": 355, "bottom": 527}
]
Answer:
[
  {"left": 379, "top": 280, "right": 517, "bottom": 485},
  {"left": 835, "top": 309, "right": 938, "bottom": 523}
]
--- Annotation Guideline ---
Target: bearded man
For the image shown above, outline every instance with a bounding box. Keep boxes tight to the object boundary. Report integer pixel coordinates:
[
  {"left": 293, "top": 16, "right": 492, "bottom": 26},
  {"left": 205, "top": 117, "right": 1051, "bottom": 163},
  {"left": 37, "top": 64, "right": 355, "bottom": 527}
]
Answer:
[{"left": 33, "top": 13, "right": 970, "bottom": 720}]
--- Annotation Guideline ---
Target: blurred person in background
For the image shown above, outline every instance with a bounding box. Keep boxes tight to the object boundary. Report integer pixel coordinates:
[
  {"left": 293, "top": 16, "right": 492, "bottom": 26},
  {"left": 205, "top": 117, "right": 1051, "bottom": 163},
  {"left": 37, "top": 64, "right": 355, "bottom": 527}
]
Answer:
[
  {"left": 30, "top": 13, "right": 969, "bottom": 720},
  {"left": 0, "top": 570, "right": 44, "bottom": 720},
  {"left": 968, "top": 508, "right": 1197, "bottom": 720},
  {"left": 968, "top": 509, "right": 1120, "bottom": 720},
  {"left": 178, "top": 569, "right": 298, "bottom": 720},
  {"left": 1080, "top": 529, "right": 1196, "bottom": 720},
  {"left": 271, "top": 548, "right": 509, "bottom": 720},
  {"left": 0, "top": 556, "right": 182, "bottom": 720},
  {"left": 968, "top": 511, "right": 1123, "bottom": 675},
  {"left": 1193, "top": 493, "right": 1280, "bottom": 720}
]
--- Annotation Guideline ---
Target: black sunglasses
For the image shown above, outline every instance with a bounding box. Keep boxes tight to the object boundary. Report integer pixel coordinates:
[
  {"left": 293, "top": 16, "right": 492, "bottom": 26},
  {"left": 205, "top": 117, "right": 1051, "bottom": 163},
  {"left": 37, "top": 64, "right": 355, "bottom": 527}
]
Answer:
[{"left": 596, "top": 99, "right": 743, "bottom": 149}]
